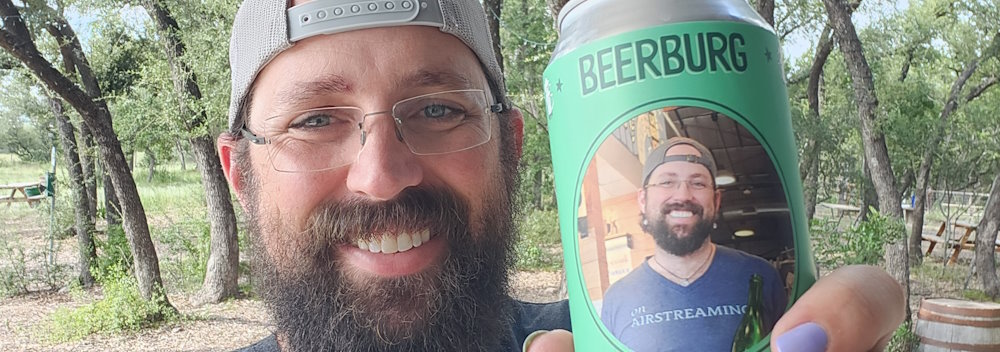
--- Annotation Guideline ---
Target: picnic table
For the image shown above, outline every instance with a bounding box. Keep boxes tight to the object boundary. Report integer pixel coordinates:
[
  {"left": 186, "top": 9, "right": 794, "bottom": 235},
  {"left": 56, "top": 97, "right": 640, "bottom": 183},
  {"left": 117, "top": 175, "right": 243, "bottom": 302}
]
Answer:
[
  {"left": 0, "top": 182, "right": 46, "bottom": 207},
  {"left": 819, "top": 203, "right": 862, "bottom": 226},
  {"left": 921, "top": 220, "right": 994, "bottom": 266}
]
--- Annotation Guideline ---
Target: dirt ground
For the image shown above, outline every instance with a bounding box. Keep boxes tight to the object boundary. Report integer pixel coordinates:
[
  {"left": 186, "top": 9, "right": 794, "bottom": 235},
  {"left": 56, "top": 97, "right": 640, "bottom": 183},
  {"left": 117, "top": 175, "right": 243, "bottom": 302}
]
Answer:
[{"left": 0, "top": 207, "right": 565, "bottom": 352}]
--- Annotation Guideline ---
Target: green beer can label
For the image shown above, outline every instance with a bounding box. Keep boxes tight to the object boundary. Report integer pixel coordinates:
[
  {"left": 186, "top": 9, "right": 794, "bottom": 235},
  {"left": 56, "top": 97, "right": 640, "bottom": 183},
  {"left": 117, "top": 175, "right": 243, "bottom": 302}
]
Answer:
[{"left": 543, "top": 21, "right": 817, "bottom": 351}]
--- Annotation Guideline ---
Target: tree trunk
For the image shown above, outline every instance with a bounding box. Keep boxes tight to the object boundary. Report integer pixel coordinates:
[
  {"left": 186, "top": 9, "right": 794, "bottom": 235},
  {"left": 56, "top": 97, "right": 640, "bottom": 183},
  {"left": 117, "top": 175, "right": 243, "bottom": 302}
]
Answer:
[
  {"left": 1, "top": 0, "right": 173, "bottom": 309},
  {"left": 975, "top": 173, "right": 1000, "bottom": 298},
  {"left": 80, "top": 125, "right": 98, "bottom": 222},
  {"left": 884, "top": 242, "right": 911, "bottom": 318},
  {"left": 753, "top": 0, "right": 774, "bottom": 27},
  {"left": 143, "top": 0, "right": 240, "bottom": 303},
  {"left": 822, "top": 0, "right": 908, "bottom": 321},
  {"left": 546, "top": 0, "right": 569, "bottom": 23},
  {"left": 176, "top": 140, "right": 186, "bottom": 171},
  {"left": 908, "top": 31, "right": 1000, "bottom": 267},
  {"left": 801, "top": 26, "right": 833, "bottom": 221},
  {"left": 857, "top": 163, "right": 879, "bottom": 223},
  {"left": 803, "top": 155, "right": 820, "bottom": 221},
  {"left": 191, "top": 136, "right": 240, "bottom": 303},
  {"left": 43, "top": 17, "right": 98, "bottom": 226},
  {"left": 104, "top": 170, "right": 121, "bottom": 226},
  {"left": 145, "top": 147, "right": 156, "bottom": 183},
  {"left": 50, "top": 96, "right": 95, "bottom": 287},
  {"left": 822, "top": 0, "right": 902, "bottom": 219}
]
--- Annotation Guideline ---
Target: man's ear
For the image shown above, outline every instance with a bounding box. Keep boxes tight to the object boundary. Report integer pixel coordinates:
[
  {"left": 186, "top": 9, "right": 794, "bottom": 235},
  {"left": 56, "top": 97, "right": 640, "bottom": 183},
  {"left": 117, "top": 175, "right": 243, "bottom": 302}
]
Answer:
[
  {"left": 714, "top": 189, "right": 722, "bottom": 213},
  {"left": 217, "top": 133, "right": 248, "bottom": 209},
  {"left": 508, "top": 108, "right": 525, "bottom": 160}
]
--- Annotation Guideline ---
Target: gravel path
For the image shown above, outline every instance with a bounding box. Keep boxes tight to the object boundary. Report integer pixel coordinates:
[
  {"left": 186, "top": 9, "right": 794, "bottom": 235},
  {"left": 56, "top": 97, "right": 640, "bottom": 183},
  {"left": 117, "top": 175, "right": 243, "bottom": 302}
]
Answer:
[
  {"left": 0, "top": 204, "right": 565, "bottom": 351},
  {"left": 0, "top": 270, "right": 563, "bottom": 351}
]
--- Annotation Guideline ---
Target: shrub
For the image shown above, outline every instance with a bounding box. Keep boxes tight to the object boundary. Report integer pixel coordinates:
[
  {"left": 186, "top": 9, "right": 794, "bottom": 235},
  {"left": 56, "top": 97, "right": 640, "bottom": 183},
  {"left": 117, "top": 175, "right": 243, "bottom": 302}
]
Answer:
[
  {"left": 91, "top": 224, "right": 134, "bottom": 281},
  {"left": 515, "top": 208, "right": 563, "bottom": 271},
  {"left": 812, "top": 207, "right": 905, "bottom": 268},
  {"left": 0, "top": 236, "right": 30, "bottom": 298},
  {"left": 156, "top": 218, "right": 211, "bottom": 291},
  {"left": 47, "top": 266, "right": 179, "bottom": 342},
  {"left": 886, "top": 320, "right": 919, "bottom": 352}
]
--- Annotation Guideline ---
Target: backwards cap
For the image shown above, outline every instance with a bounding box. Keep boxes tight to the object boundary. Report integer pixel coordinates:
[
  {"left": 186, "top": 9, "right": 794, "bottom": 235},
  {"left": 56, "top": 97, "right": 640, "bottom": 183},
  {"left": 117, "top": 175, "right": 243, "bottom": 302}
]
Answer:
[
  {"left": 227, "top": 0, "right": 506, "bottom": 131},
  {"left": 641, "top": 137, "right": 718, "bottom": 187}
]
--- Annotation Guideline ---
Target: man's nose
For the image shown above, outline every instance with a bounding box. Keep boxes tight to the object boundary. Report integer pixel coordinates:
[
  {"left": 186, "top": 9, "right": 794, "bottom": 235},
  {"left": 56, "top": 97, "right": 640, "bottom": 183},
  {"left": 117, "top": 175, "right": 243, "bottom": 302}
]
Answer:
[
  {"left": 345, "top": 113, "right": 422, "bottom": 201},
  {"left": 670, "top": 181, "right": 696, "bottom": 200}
]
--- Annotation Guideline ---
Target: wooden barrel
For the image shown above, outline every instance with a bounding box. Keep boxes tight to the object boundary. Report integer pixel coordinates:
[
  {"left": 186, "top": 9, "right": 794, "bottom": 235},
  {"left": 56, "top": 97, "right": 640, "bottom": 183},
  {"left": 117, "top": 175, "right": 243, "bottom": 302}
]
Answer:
[{"left": 916, "top": 298, "right": 1000, "bottom": 352}]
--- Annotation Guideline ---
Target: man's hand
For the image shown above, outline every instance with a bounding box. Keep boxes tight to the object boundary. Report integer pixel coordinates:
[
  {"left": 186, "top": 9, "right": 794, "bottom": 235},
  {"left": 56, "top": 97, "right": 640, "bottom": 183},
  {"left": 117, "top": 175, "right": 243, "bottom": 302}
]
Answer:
[
  {"left": 524, "top": 265, "right": 905, "bottom": 352},
  {"left": 524, "top": 329, "right": 573, "bottom": 352},
  {"left": 770, "top": 265, "right": 905, "bottom": 352}
]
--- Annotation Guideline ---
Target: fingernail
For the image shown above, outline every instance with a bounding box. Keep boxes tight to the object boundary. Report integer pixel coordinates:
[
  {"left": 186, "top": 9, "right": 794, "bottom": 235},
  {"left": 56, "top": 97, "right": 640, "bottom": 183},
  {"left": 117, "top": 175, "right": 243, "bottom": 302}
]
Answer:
[
  {"left": 522, "top": 330, "right": 549, "bottom": 352},
  {"left": 774, "top": 322, "right": 828, "bottom": 352}
]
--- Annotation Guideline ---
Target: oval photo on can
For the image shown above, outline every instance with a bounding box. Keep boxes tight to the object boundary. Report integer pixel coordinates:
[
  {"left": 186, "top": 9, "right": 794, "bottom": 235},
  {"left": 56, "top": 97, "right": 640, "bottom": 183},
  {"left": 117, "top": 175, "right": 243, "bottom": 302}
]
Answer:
[{"left": 576, "top": 106, "right": 793, "bottom": 351}]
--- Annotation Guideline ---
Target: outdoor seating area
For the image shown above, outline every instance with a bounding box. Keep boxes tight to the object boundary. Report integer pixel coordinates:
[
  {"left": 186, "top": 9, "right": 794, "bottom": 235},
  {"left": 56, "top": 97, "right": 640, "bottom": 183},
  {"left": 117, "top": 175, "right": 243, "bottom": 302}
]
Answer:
[
  {"left": 921, "top": 220, "right": 999, "bottom": 266},
  {"left": 0, "top": 182, "right": 46, "bottom": 207}
]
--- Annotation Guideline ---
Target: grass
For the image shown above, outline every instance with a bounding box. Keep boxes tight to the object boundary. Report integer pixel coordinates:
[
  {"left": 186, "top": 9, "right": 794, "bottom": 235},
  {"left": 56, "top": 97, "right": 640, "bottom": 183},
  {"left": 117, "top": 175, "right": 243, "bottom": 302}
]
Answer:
[{"left": 0, "top": 153, "right": 48, "bottom": 185}]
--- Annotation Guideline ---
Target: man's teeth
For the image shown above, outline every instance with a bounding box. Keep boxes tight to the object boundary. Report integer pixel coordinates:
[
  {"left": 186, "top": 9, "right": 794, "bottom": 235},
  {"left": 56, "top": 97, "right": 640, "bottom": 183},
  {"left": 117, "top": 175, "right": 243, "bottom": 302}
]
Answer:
[
  {"left": 670, "top": 210, "right": 694, "bottom": 218},
  {"left": 356, "top": 229, "right": 431, "bottom": 254}
]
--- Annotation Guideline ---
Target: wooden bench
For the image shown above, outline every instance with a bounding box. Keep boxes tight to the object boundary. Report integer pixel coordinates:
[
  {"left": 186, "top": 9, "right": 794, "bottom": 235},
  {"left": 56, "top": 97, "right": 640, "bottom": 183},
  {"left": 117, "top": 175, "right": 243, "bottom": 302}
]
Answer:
[
  {"left": 922, "top": 221, "right": 991, "bottom": 265},
  {"left": 819, "top": 203, "right": 862, "bottom": 227},
  {"left": 0, "top": 182, "right": 46, "bottom": 207}
]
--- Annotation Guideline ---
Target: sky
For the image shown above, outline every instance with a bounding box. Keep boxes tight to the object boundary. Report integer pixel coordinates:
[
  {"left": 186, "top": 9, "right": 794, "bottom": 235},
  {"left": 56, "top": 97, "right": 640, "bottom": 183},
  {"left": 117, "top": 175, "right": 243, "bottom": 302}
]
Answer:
[{"left": 782, "top": 0, "right": 910, "bottom": 65}]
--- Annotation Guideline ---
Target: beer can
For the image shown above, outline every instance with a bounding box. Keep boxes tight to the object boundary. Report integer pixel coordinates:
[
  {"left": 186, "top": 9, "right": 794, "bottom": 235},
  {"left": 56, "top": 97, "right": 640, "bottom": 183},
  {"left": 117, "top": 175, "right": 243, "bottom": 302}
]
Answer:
[{"left": 542, "top": 0, "right": 817, "bottom": 350}]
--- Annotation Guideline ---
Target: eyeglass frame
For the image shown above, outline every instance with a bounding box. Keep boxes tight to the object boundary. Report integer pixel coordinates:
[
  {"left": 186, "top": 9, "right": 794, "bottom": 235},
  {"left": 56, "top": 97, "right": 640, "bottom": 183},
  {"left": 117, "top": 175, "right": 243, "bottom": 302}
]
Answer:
[
  {"left": 644, "top": 178, "right": 716, "bottom": 193},
  {"left": 237, "top": 88, "right": 506, "bottom": 172}
]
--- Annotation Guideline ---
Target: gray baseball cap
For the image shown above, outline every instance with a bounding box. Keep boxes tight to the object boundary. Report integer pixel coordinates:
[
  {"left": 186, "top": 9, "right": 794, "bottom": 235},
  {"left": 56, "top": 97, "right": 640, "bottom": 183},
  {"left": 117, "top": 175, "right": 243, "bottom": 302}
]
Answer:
[
  {"left": 227, "top": 0, "right": 507, "bottom": 132},
  {"left": 641, "top": 137, "right": 718, "bottom": 187}
]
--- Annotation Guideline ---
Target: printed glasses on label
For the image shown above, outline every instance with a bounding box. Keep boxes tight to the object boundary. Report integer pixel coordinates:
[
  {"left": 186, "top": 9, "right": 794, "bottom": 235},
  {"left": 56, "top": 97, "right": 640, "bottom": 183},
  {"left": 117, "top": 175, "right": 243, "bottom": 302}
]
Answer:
[
  {"left": 242, "top": 89, "right": 503, "bottom": 172},
  {"left": 645, "top": 178, "right": 713, "bottom": 193}
]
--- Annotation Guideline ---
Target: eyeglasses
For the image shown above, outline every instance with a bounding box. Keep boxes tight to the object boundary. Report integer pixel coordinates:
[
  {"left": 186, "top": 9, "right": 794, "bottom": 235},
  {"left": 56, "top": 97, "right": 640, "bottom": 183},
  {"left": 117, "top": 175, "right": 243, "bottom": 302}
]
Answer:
[
  {"left": 645, "top": 179, "right": 713, "bottom": 192},
  {"left": 242, "top": 89, "right": 503, "bottom": 173}
]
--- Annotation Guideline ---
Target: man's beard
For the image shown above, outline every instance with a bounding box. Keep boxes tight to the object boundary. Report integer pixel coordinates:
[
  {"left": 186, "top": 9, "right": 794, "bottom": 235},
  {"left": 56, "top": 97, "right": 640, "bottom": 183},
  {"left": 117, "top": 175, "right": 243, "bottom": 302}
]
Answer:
[
  {"left": 641, "top": 201, "right": 713, "bottom": 256},
  {"left": 245, "top": 183, "right": 517, "bottom": 352}
]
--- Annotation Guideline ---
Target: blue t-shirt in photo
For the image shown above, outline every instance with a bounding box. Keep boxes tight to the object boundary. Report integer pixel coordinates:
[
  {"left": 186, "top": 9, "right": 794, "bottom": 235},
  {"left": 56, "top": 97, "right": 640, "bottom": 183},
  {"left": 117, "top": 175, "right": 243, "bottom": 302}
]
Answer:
[{"left": 600, "top": 245, "right": 787, "bottom": 352}]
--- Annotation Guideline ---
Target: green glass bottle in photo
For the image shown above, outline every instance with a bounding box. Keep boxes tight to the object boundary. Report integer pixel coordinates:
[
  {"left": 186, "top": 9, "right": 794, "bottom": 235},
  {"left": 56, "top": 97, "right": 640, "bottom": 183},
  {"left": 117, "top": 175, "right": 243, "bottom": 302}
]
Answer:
[{"left": 733, "top": 274, "right": 767, "bottom": 352}]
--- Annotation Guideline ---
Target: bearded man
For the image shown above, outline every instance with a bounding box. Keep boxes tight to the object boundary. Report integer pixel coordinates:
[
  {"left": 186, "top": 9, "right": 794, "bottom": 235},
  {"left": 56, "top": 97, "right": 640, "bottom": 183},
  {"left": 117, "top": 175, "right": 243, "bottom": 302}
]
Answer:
[
  {"left": 216, "top": 0, "right": 906, "bottom": 351},
  {"left": 600, "top": 137, "right": 786, "bottom": 352}
]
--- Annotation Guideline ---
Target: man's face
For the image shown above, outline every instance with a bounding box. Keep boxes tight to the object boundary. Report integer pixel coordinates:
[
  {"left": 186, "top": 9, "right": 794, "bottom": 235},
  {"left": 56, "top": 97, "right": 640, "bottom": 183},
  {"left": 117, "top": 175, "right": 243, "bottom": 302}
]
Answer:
[
  {"left": 639, "top": 144, "right": 721, "bottom": 256},
  {"left": 219, "top": 24, "right": 523, "bottom": 351}
]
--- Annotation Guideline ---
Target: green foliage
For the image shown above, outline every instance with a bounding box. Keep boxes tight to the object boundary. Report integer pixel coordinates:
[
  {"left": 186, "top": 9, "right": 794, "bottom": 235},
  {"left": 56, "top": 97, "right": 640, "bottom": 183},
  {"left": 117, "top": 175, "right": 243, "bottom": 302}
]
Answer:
[
  {"left": 47, "top": 266, "right": 179, "bottom": 343},
  {"left": 91, "top": 225, "right": 134, "bottom": 282},
  {"left": 0, "top": 70, "right": 53, "bottom": 163},
  {"left": 0, "top": 235, "right": 31, "bottom": 298},
  {"left": 500, "top": 0, "right": 558, "bottom": 212},
  {"left": 156, "top": 218, "right": 211, "bottom": 291},
  {"left": 886, "top": 320, "right": 920, "bottom": 352},
  {"left": 812, "top": 208, "right": 905, "bottom": 268},
  {"left": 515, "top": 208, "right": 562, "bottom": 271}
]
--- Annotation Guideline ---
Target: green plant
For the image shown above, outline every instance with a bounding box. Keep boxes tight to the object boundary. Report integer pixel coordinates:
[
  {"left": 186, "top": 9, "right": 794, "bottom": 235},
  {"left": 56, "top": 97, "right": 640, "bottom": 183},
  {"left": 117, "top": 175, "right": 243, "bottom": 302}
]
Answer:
[
  {"left": 0, "top": 235, "right": 30, "bottom": 298},
  {"left": 47, "top": 265, "right": 179, "bottom": 342},
  {"left": 515, "top": 208, "right": 563, "bottom": 271},
  {"left": 812, "top": 207, "right": 906, "bottom": 268},
  {"left": 962, "top": 289, "right": 1000, "bottom": 303},
  {"left": 0, "top": 227, "right": 68, "bottom": 297},
  {"left": 91, "top": 225, "right": 134, "bottom": 281},
  {"left": 886, "top": 320, "right": 919, "bottom": 352},
  {"left": 156, "top": 218, "right": 211, "bottom": 292}
]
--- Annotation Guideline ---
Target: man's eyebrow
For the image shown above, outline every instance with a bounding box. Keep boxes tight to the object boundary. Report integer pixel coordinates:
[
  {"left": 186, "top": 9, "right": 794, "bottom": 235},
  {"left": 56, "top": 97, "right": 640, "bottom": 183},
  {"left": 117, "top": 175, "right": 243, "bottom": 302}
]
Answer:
[
  {"left": 400, "top": 70, "right": 475, "bottom": 90},
  {"left": 274, "top": 74, "right": 352, "bottom": 110}
]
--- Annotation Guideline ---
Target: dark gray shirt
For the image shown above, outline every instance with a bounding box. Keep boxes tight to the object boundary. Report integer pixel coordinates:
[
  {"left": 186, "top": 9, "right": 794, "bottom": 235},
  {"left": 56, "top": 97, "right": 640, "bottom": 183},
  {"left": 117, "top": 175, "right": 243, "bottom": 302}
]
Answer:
[{"left": 237, "top": 299, "right": 572, "bottom": 352}]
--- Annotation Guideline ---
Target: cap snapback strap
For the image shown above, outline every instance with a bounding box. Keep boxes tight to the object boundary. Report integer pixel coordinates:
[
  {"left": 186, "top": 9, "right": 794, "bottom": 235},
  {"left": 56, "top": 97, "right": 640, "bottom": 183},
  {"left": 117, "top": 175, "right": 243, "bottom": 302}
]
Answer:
[{"left": 288, "top": 0, "right": 445, "bottom": 41}]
